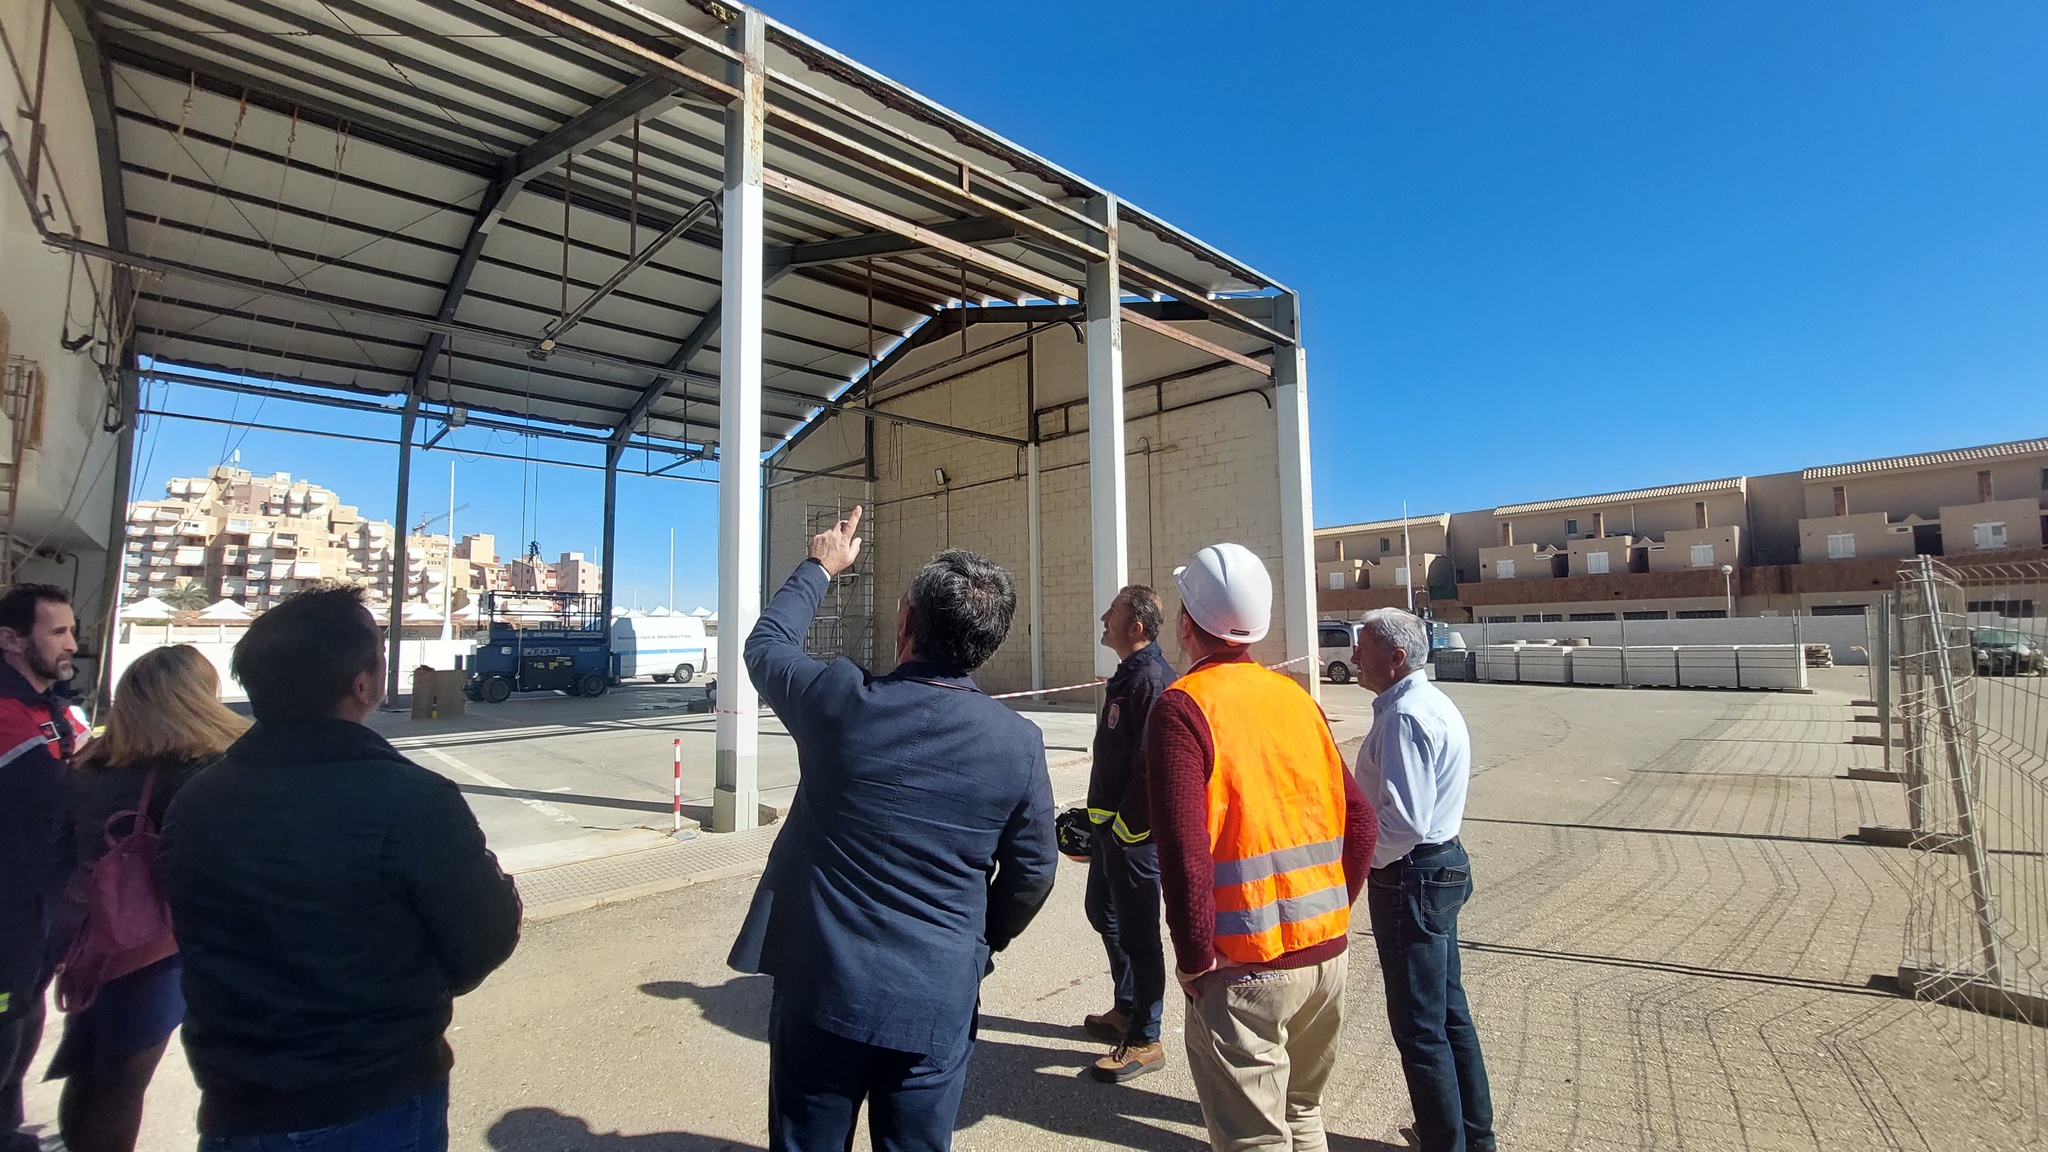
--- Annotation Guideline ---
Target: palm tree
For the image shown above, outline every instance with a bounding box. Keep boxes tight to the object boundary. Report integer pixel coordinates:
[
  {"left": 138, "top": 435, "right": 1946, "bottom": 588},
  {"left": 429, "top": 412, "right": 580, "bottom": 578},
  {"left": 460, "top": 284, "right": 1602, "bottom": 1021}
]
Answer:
[{"left": 159, "top": 581, "right": 212, "bottom": 612}]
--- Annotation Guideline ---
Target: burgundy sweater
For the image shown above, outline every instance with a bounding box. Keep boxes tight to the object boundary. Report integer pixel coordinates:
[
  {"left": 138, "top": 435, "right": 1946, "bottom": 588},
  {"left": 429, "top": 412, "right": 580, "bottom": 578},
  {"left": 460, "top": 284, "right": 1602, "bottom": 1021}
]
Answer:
[{"left": 1144, "top": 649, "right": 1377, "bottom": 976}]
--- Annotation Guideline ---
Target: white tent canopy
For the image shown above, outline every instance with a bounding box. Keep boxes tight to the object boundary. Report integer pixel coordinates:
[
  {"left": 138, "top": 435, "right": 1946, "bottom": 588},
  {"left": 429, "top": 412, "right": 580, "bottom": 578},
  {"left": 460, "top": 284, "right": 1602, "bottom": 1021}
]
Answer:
[
  {"left": 196, "top": 599, "right": 252, "bottom": 621},
  {"left": 402, "top": 602, "right": 446, "bottom": 624},
  {"left": 122, "top": 595, "right": 173, "bottom": 621}
]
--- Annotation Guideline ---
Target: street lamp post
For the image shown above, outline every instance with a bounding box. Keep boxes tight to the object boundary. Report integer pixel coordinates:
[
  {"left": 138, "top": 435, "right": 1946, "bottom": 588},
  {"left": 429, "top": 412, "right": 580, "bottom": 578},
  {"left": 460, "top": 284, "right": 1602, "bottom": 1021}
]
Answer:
[{"left": 1720, "top": 563, "right": 1734, "bottom": 619}]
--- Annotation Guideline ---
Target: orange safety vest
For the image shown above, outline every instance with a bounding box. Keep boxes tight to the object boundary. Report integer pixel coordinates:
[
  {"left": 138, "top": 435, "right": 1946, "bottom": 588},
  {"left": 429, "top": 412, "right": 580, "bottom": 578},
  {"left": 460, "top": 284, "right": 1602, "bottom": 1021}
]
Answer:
[{"left": 1172, "top": 659, "right": 1351, "bottom": 964}]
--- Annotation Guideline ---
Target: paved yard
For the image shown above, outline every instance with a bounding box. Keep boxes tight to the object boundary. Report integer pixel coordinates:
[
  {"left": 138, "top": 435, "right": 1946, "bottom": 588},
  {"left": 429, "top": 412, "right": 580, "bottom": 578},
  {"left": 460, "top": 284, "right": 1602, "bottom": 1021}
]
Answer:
[{"left": 23, "top": 670, "right": 2042, "bottom": 1150}]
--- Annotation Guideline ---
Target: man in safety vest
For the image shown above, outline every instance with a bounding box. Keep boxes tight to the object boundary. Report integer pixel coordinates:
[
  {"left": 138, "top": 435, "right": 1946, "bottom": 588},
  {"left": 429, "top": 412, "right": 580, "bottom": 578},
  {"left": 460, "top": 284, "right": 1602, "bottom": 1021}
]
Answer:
[{"left": 1146, "top": 544, "right": 1377, "bottom": 1151}]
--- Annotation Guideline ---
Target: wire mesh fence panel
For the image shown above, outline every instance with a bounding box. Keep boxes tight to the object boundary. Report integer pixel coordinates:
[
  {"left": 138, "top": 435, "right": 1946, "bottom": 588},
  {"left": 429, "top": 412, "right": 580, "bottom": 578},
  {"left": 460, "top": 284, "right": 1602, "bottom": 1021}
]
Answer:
[
  {"left": 1892, "top": 556, "right": 2047, "bottom": 1137},
  {"left": 803, "top": 501, "right": 874, "bottom": 668}
]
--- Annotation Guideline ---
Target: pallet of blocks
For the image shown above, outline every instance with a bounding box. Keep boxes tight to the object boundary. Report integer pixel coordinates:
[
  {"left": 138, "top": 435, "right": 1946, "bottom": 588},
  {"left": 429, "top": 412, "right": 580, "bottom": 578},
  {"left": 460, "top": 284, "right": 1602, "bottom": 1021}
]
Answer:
[
  {"left": 1569, "top": 646, "right": 1627, "bottom": 686},
  {"left": 1676, "top": 645, "right": 1743, "bottom": 688},
  {"left": 1738, "top": 644, "right": 1808, "bottom": 689},
  {"left": 1476, "top": 644, "right": 1522, "bottom": 682},
  {"left": 1517, "top": 644, "right": 1571, "bottom": 684},
  {"left": 1803, "top": 643, "right": 1834, "bottom": 668},
  {"left": 1623, "top": 645, "right": 1680, "bottom": 687}
]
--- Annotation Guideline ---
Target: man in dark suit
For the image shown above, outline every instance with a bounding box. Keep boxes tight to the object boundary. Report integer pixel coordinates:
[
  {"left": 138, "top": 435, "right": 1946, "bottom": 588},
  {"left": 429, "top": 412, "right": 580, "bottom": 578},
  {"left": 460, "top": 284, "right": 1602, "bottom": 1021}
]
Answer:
[{"left": 729, "top": 506, "right": 1057, "bottom": 1152}]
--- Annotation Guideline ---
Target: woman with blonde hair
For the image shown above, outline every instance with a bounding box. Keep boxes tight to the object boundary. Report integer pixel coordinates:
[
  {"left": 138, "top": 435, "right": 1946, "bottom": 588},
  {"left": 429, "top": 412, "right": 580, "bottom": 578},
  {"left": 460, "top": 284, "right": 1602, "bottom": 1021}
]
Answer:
[{"left": 48, "top": 644, "right": 246, "bottom": 1152}]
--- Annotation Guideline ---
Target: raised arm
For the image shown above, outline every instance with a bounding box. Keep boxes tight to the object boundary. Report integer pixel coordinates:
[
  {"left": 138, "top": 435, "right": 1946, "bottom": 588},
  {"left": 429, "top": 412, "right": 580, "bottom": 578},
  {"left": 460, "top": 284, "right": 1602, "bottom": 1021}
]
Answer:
[{"left": 745, "top": 506, "right": 863, "bottom": 718}]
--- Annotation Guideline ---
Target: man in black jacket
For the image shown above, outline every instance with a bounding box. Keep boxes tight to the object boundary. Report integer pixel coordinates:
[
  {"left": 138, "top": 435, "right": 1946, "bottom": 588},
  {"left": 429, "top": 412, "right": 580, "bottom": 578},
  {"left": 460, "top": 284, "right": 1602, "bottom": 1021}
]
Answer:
[
  {"left": 0, "top": 584, "right": 88, "bottom": 1152},
  {"left": 1081, "top": 585, "right": 1175, "bottom": 1083},
  {"left": 729, "top": 506, "right": 1057, "bottom": 1151},
  {"left": 162, "top": 585, "right": 521, "bottom": 1151}
]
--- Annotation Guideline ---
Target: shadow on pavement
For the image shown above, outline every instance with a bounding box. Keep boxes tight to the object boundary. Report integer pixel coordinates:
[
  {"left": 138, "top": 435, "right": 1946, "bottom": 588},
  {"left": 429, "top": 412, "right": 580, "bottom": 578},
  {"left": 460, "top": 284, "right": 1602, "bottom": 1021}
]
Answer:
[
  {"left": 621, "top": 986, "right": 1401, "bottom": 1151},
  {"left": 486, "top": 1108, "right": 762, "bottom": 1151},
  {"left": 640, "top": 976, "right": 772, "bottom": 1043}
]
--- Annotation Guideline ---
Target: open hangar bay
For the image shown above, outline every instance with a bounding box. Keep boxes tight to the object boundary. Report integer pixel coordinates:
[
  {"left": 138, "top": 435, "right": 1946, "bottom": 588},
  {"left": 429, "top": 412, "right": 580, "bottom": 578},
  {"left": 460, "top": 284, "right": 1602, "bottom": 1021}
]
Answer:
[{"left": 14, "top": 0, "right": 1322, "bottom": 831}]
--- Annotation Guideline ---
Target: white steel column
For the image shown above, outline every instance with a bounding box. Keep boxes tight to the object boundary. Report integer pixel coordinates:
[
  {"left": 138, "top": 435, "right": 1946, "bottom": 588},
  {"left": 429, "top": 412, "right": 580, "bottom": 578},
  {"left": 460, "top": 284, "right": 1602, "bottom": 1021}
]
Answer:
[
  {"left": 1027, "top": 442, "right": 1044, "bottom": 690},
  {"left": 1084, "top": 194, "right": 1128, "bottom": 679},
  {"left": 1273, "top": 294, "right": 1318, "bottom": 699},
  {"left": 713, "top": 7, "right": 765, "bottom": 833}
]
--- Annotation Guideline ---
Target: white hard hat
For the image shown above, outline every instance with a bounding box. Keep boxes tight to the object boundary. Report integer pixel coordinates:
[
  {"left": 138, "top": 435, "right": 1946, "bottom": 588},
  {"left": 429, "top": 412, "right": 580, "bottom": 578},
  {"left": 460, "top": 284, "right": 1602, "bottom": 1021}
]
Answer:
[{"left": 1173, "top": 543, "right": 1271, "bottom": 644}]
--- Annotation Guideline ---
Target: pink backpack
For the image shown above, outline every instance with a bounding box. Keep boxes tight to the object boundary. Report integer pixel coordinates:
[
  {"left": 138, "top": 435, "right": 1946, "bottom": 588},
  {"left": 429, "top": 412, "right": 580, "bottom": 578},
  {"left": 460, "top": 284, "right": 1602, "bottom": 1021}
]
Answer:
[{"left": 56, "top": 770, "right": 176, "bottom": 1012}]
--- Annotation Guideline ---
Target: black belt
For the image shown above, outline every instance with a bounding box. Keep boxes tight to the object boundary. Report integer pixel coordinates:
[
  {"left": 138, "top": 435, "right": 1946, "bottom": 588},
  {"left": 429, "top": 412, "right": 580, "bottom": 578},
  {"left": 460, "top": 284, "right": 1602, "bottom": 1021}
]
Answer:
[{"left": 1382, "top": 837, "right": 1460, "bottom": 869}]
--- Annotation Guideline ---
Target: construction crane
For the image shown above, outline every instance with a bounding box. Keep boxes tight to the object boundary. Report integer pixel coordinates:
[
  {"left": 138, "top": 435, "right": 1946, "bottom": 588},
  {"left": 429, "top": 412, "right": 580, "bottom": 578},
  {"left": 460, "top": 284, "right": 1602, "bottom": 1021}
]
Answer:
[{"left": 412, "top": 504, "right": 470, "bottom": 535}]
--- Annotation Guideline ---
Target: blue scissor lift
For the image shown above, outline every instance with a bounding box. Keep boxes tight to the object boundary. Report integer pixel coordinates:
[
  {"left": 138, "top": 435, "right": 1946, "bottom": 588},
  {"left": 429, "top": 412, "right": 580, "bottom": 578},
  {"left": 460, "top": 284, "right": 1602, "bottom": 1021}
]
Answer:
[{"left": 465, "top": 590, "right": 614, "bottom": 703}]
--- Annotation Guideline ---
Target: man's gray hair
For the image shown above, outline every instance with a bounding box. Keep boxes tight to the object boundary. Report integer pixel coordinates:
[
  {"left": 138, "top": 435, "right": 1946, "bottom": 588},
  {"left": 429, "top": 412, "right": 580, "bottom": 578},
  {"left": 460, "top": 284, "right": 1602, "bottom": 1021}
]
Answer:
[{"left": 1359, "top": 608, "right": 1430, "bottom": 671}]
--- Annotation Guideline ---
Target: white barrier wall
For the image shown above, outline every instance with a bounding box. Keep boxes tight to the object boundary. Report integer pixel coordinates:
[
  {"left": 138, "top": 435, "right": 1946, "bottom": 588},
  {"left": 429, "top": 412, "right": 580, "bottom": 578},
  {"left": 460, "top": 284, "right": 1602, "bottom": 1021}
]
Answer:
[
  {"left": 1446, "top": 615, "right": 1869, "bottom": 664},
  {"left": 108, "top": 629, "right": 478, "bottom": 703}
]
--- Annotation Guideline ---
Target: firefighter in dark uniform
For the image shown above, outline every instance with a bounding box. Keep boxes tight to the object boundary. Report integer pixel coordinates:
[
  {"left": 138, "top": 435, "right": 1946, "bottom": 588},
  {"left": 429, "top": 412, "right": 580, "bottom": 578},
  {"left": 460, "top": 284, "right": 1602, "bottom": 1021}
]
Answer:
[{"left": 1081, "top": 584, "right": 1176, "bottom": 1082}]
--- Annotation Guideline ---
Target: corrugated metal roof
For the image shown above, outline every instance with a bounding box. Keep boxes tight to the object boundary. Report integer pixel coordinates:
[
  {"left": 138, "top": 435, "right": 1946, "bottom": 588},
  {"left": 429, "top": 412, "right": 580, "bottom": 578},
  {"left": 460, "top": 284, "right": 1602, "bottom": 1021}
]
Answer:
[
  {"left": 88, "top": 0, "right": 1291, "bottom": 457},
  {"left": 1315, "top": 513, "right": 1450, "bottom": 537},
  {"left": 1495, "top": 477, "right": 1745, "bottom": 516},
  {"left": 1801, "top": 438, "right": 2048, "bottom": 481}
]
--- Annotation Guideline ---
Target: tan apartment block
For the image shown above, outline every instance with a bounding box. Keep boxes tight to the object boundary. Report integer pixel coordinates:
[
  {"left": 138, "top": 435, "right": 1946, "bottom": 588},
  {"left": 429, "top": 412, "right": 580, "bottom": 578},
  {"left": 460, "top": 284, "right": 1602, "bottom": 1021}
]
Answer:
[
  {"left": 1646, "top": 525, "right": 1742, "bottom": 573},
  {"left": 1494, "top": 478, "right": 1745, "bottom": 551},
  {"left": 1568, "top": 534, "right": 1636, "bottom": 576},
  {"left": 1798, "top": 511, "right": 1917, "bottom": 563},
  {"left": 1362, "top": 553, "right": 1446, "bottom": 592},
  {"left": 1478, "top": 543, "right": 1563, "bottom": 581},
  {"left": 1317, "top": 557, "right": 1365, "bottom": 592},
  {"left": 1800, "top": 437, "right": 2048, "bottom": 559},
  {"left": 1941, "top": 496, "right": 2046, "bottom": 554},
  {"left": 1316, "top": 514, "right": 1450, "bottom": 564}
]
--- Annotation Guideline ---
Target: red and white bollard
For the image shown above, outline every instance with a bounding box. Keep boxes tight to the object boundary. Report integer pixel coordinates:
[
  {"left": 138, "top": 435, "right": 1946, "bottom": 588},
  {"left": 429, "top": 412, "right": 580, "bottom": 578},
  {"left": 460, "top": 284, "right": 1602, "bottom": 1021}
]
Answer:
[{"left": 672, "top": 738, "right": 683, "bottom": 834}]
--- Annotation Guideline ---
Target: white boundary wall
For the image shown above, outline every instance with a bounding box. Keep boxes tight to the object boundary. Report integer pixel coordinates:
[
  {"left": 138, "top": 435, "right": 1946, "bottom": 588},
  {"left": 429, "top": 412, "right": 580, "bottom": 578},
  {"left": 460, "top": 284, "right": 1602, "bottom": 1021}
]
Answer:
[
  {"left": 108, "top": 630, "right": 478, "bottom": 703},
  {"left": 1444, "top": 616, "right": 1870, "bottom": 665}
]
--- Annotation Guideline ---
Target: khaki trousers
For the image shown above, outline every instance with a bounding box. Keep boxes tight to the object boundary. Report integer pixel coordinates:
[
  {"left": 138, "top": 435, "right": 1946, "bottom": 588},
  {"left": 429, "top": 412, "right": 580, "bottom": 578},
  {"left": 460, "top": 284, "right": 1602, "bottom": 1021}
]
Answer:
[{"left": 1183, "top": 950, "right": 1348, "bottom": 1152}]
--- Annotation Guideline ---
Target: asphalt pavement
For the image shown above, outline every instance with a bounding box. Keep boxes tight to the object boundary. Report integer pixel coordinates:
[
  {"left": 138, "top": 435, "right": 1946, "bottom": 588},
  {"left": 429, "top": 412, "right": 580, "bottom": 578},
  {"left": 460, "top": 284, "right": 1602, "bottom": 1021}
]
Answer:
[{"left": 22, "top": 669, "right": 2044, "bottom": 1150}]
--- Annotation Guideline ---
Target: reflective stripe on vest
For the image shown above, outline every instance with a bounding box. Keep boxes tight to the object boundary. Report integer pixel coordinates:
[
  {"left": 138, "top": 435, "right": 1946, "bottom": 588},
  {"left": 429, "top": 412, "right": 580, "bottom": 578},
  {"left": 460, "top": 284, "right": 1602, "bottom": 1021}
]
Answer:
[{"left": 1170, "top": 660, "right": 1351, "bottom": 964}]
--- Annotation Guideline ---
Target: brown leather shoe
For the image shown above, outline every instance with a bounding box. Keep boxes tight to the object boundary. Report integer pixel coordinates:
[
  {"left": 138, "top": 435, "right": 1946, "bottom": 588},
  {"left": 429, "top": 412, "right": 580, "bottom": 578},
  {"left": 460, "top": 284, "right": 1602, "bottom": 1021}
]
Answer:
[
  {"left": 1090, "top": 1041, "right": 1165, "bottom": 1083},
  {"left": 1083, "top": 1008, "right": 1130, "bottom": 1044}
]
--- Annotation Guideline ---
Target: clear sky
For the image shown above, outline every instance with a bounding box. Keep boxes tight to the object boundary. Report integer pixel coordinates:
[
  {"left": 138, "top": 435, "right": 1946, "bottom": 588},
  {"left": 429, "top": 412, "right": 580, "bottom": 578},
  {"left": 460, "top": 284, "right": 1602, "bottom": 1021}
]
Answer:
[{"left": 133, "top": 1, "right": 2048, "bottom": 607}]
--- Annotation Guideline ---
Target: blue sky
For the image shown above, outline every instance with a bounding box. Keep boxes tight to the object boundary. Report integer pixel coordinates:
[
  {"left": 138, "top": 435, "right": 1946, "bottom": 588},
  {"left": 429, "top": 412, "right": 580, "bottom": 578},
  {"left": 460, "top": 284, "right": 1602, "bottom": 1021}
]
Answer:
[{"left": 134, "top": 1, "right": 2048, "bottom": 606}]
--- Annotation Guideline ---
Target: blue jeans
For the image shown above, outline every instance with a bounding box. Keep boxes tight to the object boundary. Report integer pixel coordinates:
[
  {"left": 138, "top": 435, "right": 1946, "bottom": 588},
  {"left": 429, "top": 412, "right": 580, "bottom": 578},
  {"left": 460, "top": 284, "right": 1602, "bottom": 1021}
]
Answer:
[
  {"left": 1083, "top": 827, "right": 1165, "bottom": 1044},
  {"left": 197, "top": 1081, "right": 448, "bottom": 1152},
  {"left": 1366, "top": 840, "right": 1494, "bottom": 1152},
  {"left": 768, "top": 993, "right": 971, "bottom": 1152}
]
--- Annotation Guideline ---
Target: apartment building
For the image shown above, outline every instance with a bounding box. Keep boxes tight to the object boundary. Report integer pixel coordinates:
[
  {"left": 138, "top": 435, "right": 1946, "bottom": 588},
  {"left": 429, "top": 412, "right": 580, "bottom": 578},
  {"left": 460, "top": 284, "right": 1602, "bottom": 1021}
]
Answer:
[
  {"left": 122, "top": 469, "right": 542, "bottom": 611},
  {"left": 1314, "top": 514, "right": 1451, "bottom": 597},
  {"left": 1317, "top": 436, "right": 2048, "bottom": 624},
  {"left": 124, "top": 469, "right": 385, "bottom": 609}
]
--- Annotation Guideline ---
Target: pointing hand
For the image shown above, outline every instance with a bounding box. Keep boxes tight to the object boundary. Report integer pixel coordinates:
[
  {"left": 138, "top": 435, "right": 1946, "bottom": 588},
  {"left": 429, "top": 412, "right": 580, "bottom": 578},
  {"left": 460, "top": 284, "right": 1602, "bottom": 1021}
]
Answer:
[{"left": 809, "top": 505, "right": 864, "bottom": 578}]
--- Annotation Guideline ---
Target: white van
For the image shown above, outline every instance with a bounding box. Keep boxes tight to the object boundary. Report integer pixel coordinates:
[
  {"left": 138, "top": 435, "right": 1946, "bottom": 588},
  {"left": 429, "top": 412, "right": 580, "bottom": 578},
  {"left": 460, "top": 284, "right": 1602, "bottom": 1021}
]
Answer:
[
  {"left": 1319, "top": 620, "right": 1361, "bottom": 684},
  {"left": 611, "top": 614, "right": 714, "bottom": 684}
]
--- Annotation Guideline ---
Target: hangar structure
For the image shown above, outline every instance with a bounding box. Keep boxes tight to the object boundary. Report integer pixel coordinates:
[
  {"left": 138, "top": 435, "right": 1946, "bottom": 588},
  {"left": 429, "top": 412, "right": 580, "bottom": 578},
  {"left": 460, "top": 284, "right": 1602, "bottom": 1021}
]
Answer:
[{"left": 4, "top": 0, "right": 1318, "bottom": 831}]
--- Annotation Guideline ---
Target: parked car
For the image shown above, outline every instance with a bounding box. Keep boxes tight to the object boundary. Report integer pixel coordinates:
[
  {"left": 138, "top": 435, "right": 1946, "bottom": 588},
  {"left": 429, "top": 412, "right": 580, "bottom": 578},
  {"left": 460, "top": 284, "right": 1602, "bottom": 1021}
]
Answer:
[
  {"left": 1972, "top": 629, "right": 2043, "bottom": 676},
  {"left": 1320, "top": 621, "right": 1361, "bottom": 683}
]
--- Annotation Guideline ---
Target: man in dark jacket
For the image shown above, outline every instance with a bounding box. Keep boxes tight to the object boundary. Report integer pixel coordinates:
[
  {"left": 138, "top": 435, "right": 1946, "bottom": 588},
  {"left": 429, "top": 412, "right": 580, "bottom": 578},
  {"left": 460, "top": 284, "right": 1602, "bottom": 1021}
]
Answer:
[
  {"left": 0, "top": 584, "right": 88, "bottom": 1152},
  {"left": 729, "top": 506, "right": 1057, "bottom": 1151},
  {"left": 162, "top": 585, "right": 521, "bottom": 1151},
  {"left": 1081, "top": 585, "right": 1175, "bottom": 1083}
]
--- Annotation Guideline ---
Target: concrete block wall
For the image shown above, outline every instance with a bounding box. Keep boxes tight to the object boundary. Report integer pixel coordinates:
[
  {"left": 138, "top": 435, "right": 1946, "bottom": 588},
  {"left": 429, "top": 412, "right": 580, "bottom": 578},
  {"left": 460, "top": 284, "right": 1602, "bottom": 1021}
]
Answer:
[{"left": 768, "top": 321, "right": 1290, "bottom": 696}]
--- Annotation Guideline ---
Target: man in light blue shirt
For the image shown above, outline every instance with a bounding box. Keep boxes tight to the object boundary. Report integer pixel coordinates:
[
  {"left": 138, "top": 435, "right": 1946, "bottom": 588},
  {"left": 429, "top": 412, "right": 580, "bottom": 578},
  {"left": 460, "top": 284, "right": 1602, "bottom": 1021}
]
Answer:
[{"left": 1352, "top": 609, "right": 1493, "bottom": 1152}]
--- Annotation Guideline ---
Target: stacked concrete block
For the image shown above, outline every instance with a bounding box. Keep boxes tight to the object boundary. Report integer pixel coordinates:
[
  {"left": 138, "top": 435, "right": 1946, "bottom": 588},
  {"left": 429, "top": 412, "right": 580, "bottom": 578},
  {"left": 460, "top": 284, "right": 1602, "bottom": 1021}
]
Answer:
[
  {"left": 1476, "top": 644, "right": 1523, "bottom": 682},
  {"left": 1623, "top": 646, "right": 1680, "bottom": 687},
  {"left": 1676, "top": 645, "right": 1743, "bottom": 688},
  {"left": 1569, "top": 646, "right": 1627, "bottom": 686},
  {"left": 1517, "top": 644, "right": 1571, "bottom": 684},
  {"left": 1737, "top": 644, "right": 1808, "bottom": 690}
]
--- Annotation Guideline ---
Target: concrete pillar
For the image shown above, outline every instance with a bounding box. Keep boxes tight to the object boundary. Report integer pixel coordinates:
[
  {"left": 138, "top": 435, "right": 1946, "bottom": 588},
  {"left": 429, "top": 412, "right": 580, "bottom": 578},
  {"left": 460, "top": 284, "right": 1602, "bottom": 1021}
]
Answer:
[
  {"left": 387, "top": 393, "right": 419, "bottom": 704},
  {"left": 1272, "top": 295, "right": 1317, "bottom": 699},
  {"left": 94, "top": 367, "right": 140, "bottom": 713},
  {"left": 713, "top": 7, "right": 765, "bottom": 833},
  {"left": 1084, "top": 194, "right": 1128, "bottom": 680},
  {"left": 601, "top": 445, "right": 619, "bottom": 626}
]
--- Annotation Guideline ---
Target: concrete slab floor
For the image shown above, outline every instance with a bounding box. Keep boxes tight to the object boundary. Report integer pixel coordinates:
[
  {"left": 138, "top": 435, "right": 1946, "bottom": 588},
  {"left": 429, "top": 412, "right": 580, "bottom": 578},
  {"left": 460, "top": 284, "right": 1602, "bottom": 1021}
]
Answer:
[{"left": 22, "top": 669, "right": 2042, "bottom": 1149}]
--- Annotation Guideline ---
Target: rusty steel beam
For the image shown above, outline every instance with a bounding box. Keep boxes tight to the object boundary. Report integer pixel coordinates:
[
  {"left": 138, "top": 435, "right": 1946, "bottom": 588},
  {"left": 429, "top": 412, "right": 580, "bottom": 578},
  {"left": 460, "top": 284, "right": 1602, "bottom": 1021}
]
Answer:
[
  {"left": 464, "top": 0, "right": 739, "bottom": 104},
  {"left": 763, "top": 169, "right": 1078, "bottom": 302},
  {"left": 1117, "top": 307, "right": 1273, "bottom": 377}
]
